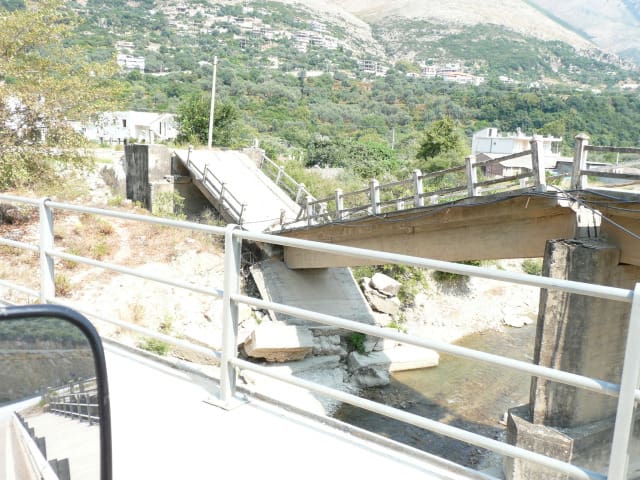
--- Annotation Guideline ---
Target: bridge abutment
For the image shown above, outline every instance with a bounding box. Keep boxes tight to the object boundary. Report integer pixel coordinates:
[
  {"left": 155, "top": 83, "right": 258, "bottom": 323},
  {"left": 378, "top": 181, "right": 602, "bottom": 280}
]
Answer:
[{"left": 505, "top": 239, "right": 639, "bottom": 479}]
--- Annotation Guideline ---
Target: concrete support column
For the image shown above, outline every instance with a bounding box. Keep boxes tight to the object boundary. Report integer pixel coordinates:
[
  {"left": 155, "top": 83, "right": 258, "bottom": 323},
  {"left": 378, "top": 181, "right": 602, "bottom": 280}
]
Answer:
[{"left": 505, "top": 239, "right": 638, "bottom": 479}]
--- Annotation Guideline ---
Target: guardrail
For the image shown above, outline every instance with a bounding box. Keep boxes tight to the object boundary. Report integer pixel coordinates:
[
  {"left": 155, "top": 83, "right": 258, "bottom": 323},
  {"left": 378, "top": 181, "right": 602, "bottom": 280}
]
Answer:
[
  {"left": 0, "top": 195, "right": 639, "bottom": 479},
  {"left": 255, "top": 150, "right": 315, "bottom": 206},
  {"left": 292, "top": 135, "right": 640, "bottom": 227},
  {"left": 295, "top": 141, "right": 546, "bottom": 226},
  {"left": 183, "top": 147, "right": 246, "bottom": 224},
  {"left": 45, "top": 377, "right": 100, "bottom": 425},
  {"left": 573, "top": 134, "right": 640, "bottom": 189}
]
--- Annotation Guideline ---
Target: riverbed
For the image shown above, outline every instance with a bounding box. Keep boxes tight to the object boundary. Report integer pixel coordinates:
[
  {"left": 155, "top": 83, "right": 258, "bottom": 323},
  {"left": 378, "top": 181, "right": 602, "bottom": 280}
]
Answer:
[{"left": 334, "top": 322, "right": 538, "bottom": 473}]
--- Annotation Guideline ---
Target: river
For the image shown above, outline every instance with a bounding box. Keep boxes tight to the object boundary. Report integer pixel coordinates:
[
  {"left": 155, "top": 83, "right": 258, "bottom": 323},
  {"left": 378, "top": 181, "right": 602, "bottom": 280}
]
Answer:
[{"left": 334, "top": 323, "right": 538, "bottom": 472}]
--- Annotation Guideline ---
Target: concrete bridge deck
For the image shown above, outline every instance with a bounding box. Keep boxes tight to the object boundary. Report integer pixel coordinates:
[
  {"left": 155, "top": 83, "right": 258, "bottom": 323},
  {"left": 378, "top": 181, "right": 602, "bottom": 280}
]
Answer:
[{"left": 174, "top": 148, "right": 300, "bottom": 232}]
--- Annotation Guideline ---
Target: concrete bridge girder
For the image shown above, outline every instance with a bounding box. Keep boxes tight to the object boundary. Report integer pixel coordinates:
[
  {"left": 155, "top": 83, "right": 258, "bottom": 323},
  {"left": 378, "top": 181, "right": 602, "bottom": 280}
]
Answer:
[
  {"left": 280, "top": 193, "right": 640, "bottom": 269},
  {"left": 281, "top": 195, "right": 577, "bottom": 269}
]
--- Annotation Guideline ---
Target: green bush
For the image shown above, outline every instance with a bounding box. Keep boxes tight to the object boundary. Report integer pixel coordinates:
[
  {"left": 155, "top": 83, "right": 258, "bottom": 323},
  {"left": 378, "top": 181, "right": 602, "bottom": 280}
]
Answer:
[
  {"left": 348, "top": 332, "right": 367, "bottom": 354},
  {"left": 522, "top": 258, "right": 543, "bottom": 276},
  {"left": 139, "top": 338, "right": 170, "bottom": 356}
]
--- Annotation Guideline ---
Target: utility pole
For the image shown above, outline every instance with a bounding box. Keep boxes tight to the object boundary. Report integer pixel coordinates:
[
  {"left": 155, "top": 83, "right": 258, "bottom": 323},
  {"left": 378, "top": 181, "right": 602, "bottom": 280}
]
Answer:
[
  {"left": 391, "top": 127, "right": 396, "bottom": 150},
  {"left": 207, "top": 56, "right": 218, "bottom": 149}
]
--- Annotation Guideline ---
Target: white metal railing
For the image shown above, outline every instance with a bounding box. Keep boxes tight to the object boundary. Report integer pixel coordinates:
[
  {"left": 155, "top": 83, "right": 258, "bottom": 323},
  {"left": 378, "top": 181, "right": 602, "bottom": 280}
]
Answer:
[
  {"left": 182, "top": 147, "right": 246, "bottom": 223},
  {"left": 46, "top": 378, "right": 100, "bottom": 425},
  {"left": 1, "top": 195, "right": 639, "bottom": 479}
]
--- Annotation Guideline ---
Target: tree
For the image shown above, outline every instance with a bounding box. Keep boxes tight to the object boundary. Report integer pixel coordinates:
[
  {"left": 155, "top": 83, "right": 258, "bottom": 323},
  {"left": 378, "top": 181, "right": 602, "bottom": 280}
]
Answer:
[
  {"left": 0, "top": 0, "right": 122, "bottom": 190},
  {"left": 417, "top": 118, "right": 463, "bottom": 160},
  {"left": 176, "top": 93, "right": 239, "bottom": 147}
]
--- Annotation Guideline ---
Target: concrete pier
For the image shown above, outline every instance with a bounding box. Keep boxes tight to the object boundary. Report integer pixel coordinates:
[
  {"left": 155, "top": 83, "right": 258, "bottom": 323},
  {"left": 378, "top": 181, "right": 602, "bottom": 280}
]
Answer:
[{"left": 505, "top": 239, "right": 639, "bottom": 479}]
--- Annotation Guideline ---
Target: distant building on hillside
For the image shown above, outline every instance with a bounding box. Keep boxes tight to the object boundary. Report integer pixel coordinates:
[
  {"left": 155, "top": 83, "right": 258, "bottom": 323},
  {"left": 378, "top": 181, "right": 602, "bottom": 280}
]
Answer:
[
  {"left": 472, "top": 127, "right": 567, "bottom": 177},
  {"left": 71, "top": 111, "right": 177, "bottom": 145},
  {"left": 117, "top": 54, "right": 145, "bottom": 72}
]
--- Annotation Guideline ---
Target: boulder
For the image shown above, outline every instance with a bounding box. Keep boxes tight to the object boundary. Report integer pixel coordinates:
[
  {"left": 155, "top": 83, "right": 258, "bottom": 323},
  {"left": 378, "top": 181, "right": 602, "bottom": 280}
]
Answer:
[
  {"left": 244, "top": 324, "right": 313, "bottom": 362},
  {"left": 347, "top": 351, "right": 391, "bottom": 387},
  {"left": 370, "top": 272, "right": 402, "bottom": 297},
  {"left": 385, "top": 345, "right": 440, "bottom": 372},
  {"left": 364, "top": 290, "right": 401, "bottom": 316}
]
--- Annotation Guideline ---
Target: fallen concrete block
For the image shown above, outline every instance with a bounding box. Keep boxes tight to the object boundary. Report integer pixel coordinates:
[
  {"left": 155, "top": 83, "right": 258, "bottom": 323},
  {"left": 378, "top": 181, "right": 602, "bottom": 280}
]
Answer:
[
  {"left": 244, "top": 324, "right": 313, "bottom": 362},
  {"left": 386, "top": 345, "right": 440, "bottom": 372},
  {"left": 371, "top": 272, "right": 402, "bottom": 297}
]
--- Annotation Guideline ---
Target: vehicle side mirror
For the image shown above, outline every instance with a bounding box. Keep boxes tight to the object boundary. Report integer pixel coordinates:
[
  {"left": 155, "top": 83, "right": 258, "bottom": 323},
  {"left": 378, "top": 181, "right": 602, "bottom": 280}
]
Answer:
[{"left": 0, "top": 305, "right": 111, "bottom": 480}]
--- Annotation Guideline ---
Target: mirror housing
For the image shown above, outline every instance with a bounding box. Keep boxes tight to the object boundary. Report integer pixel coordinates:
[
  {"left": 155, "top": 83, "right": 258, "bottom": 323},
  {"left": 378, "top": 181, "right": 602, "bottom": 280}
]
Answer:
[{"left": 0, "top": 304, "right": 111, "bottom": 480}]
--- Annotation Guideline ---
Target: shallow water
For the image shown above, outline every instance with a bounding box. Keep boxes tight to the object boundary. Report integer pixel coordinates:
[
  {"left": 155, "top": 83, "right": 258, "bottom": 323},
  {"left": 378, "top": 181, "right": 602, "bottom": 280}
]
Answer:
[{"left": 334, "top": 323, "right": 538, "bottom": 470}]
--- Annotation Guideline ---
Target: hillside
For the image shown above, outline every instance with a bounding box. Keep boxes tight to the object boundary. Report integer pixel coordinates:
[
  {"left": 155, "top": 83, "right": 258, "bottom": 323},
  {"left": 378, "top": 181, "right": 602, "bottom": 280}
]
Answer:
[
  {"left": 329, "top": 0, "right": 594, "bottom": 50},
  {"left": 527, "top": 0, "right": 640, "bottom": 63}
]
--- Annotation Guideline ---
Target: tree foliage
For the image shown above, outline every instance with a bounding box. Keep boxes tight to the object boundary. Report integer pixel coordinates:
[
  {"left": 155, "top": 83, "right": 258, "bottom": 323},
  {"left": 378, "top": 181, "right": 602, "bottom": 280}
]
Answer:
[
  {"left": 176, "top": 93, "right": 239, "bottom": 147},
  {"left": 0, "top": 0, "right": 122, "bottom": 190}
]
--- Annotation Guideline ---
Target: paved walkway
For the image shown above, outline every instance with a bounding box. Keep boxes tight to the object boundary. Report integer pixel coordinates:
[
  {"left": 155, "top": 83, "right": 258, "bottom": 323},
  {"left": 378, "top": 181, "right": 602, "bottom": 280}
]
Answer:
[
  {"left": 174, "top": 149, "right": 300, "bottom": 232},
  {"left": 106, "top": 344, "right": 488, "bottom": 480}
]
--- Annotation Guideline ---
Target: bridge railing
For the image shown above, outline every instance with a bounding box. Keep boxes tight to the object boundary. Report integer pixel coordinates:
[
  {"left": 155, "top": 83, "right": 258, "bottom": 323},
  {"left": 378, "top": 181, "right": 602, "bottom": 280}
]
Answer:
[
  {"left": 255, "top": 150, "right": 315, "bottom": 206},
  {"left": 573, "top": 134, "right": 640, "bottom": 190},
  {"left": 183, "top": 147, "right": 246, "bottom": 224},
  {"left": 1, "top": 195, "right": 639, "bottom": 479},
  {"left": 295, "top": 143, "right": 544, "bottom": 226},
  {"left": 45, "top": 377, "right": 100, "bottom": 425}
]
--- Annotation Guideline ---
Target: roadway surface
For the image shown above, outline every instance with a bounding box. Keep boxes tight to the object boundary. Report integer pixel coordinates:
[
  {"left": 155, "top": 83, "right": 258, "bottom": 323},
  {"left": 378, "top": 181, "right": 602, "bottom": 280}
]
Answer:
[
  {"left": 106, "top": 343, "right": 489, "bottom": 480},
  {"left": 0, "top": 397, "right": 40, "bottom": 480},
  {"left": 174, "top": 149, "right": 300, "bottom": 232}
]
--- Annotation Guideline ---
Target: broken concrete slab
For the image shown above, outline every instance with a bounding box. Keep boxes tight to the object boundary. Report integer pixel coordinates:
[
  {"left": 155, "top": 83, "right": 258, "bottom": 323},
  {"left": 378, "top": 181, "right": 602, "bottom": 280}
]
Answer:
[
  {"left": 364, "top": 290, "right": 401, "bottom": 316},
  {"left": 347, "top": 351, "right": 391, "bottom": 387},
  {"left": 243, "top": 324, "right": 313, "bottom": 362},
  {"left": 385, "top": 345, "right": 440, "bottom": 372},
  {"left": 370, "top": 272, "right": 402, "bottom": 297},
  {"left": 250, "top": 260, "right": 376, "bottom": 327}
]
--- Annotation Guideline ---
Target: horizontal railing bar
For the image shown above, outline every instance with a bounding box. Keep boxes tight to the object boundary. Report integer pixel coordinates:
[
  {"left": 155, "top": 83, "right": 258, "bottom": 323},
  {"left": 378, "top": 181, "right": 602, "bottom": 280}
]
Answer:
[
  {"left": 420, "top": 164, "right": 466, "bottom": 178},
  {"left": 473, "top": 150, "right": 533, "bottom": 166},
  {"left": 475, "top": 173, "right": 532, "bottom": 188},
  {"left": 341, "top": 186, "right": 371, "bottom": 198},
  {"left": 380, "top": 178, "right": 412, "bottom": 189},
  {"left": 0, "top": 238, "right": 39, "bottom": 253},
  {"left": 0, "top": 195, "right": 41, "bottom": 206},
  {"left": 232, "top": 357, "right": 601, "bottom": 480},
  {"left": 422, "top": 185, "right": 468, "bottom": 197},
  {"left": 47, "top": 250, "right": 224, "bottom": 298},
  {"left": 41, "top": 200, "right": 227, "bottom": 234},
  {"left": 46, "top": 297, "right": 222, "bottom": 361},
  {"left": 233, "top": 294, "right": 621, "bottom": 397},
  {"left": 236, "top": 231, "right": 633, "bottom": 302},
  {"left": 0, "top": 279, "right": 39, "bottom": 298},
  {"left": 580, "top": 170, "right": 640, "bottom": 181},
  {"left": 378, "top": 196, "right": 415, "bottom": 208},
  {"left": 586, "top": 146, "right": 640, "bottom": 154}
]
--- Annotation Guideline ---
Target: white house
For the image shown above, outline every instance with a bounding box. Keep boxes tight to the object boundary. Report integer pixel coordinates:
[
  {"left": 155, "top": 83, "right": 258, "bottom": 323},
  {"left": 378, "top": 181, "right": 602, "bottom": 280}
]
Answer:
[
  {"left": 472, "top": 128, "right": 567, "bottom": 177},
  {"left": 71, "top": 111, "right": 178, "bottom": 145}
]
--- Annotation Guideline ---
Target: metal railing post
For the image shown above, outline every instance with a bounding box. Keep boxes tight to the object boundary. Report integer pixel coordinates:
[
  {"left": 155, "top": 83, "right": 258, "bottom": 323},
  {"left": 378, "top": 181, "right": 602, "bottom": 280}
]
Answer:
[
  {"left": 220, "top": 224, "right": 242, "bottom": 408},
  {"left": 335, "top": 189, "right": 344, "bottom": 221},
  {"left": 413, "top": 169, "right": 424, "bottom": 207},
  {"left": 203, "top": 164, "right": 209, "bottom": 184},
  {"left": 39, "top": 198, "right": 55, "bottom": 303},
  {"left": 572, "top": 133, "right": 590, "bottom": 190},
  {"left": 530, "top": 136, "right": 547, "bottom": 192},
  {"left": 607, "top": 283, "right": 640, "bottom": 479},
  {"left": 306, "top": 195, "right": 314, "bottom": 226},
  {"left": 466, "top": 155, "right": 478, "bottom": 197},
  {"left": 370, "top": 179, "right": 380, "bottom": 214},
  {"left": 276, "top": 166, "right": 284, "bottom": 186},
  {"left": 295, "top": 183, "right": 306, "bottom": 204}
]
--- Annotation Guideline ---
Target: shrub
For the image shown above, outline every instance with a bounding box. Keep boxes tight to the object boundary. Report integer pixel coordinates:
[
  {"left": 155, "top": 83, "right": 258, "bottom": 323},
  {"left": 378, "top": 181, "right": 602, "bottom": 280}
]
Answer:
[
  {"left": 348, "top": 332, "right": 367, "bottom": 354},
  {"left": 139, "top": 338, "right": 170, "bottom": 356},
  {"left": 522, "top": 258, "right": 543, "bottom": 276}
]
